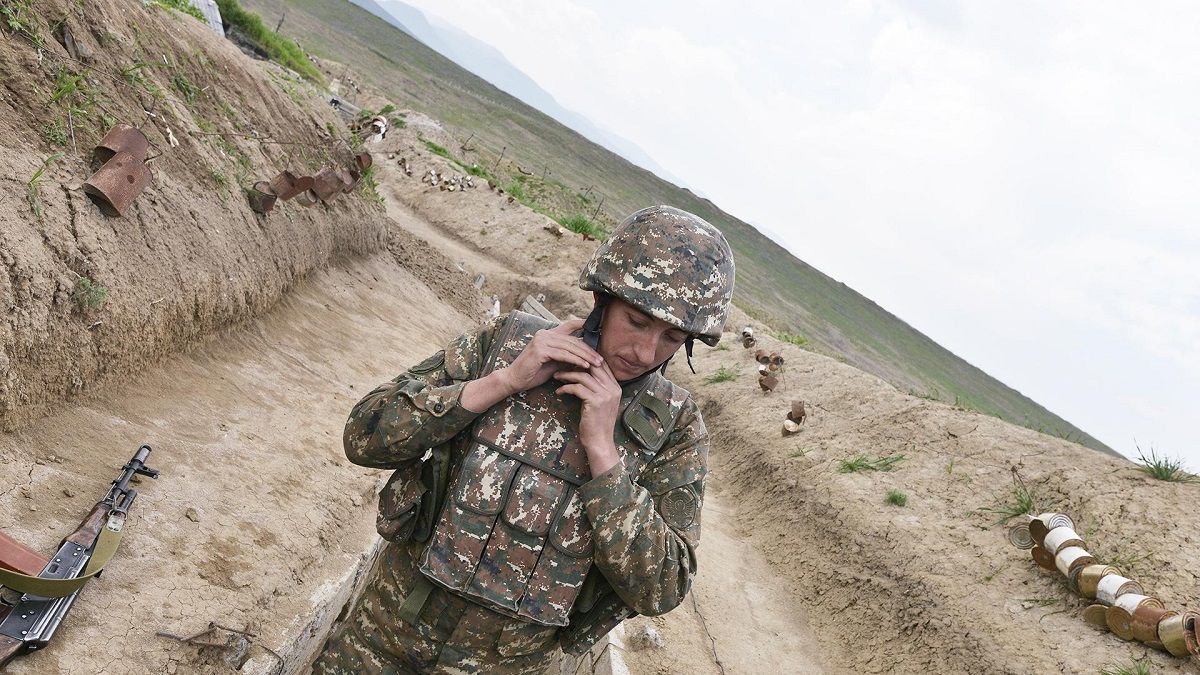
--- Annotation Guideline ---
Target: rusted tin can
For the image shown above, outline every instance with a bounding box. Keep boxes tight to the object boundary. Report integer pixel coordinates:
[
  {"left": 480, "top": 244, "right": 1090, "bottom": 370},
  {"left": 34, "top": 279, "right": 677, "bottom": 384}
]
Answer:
[
  {"left": 755, "top": 349, "right": 769, "bottom": 364},
  {"left": 1008, "top": 521, "right": 1035, "bottom": 550},
  {"left": 1082, "top": 604, "right": 1110, "bottom": 630},
  {"left": 1078, "top": 565, "right": 1120, "bottom": 599},
  {"left": 1095, "top": 574, "right": 1144, "bottom": 606},
  {"left": 1158, "top": 612, "right": 1197, "bottom": 657},
  {"left": 1130, "top": 604, "right": 1175, "bottom": 646},
  {"left": 1029, "top": 513, "right": 1075, "bottom": 548},
  {"left": 294, "top": 189, "right": 319, "bottom": 207},
  {"left": 788, "top": 400, "right": 807, "bottom": 423},
  {"left": 1031, "top": 545, "right": 1057, "bottom": 571},
  {"left": 83, "top": 151, "right": 152, "bottom": 217},
  {"left": 354, "top": 151, "right": 372, "bottom": 171},
  {"left": 312, "top": 168, "right": 343, "bottom": 201},
  {"left": 1067, "top": 565, "right": 1085, "bottom": 594},
  {"left": 1185, "top": 613, "right": 1199, "bottom": 656},
  {"left": 1107, "top": 606, "right": 1135, "bottom": 641},
  {"left": 782, "top": 419, "right": 801, "bottom": 435},
  {"left": 246, "top": 181, "right": 277, "bottom": 214},
  {"left": 268, "top": 171, "right": 312, "bottom": 201},
  {"left": 1043, "top": 526, "right": 1085, "bottom": 555},
  {"left": 1054, "top": 546, "right": 1095, "bottom": 577},
  {"left": 94, "top": 123, "right": 148, "bottom": 164}
]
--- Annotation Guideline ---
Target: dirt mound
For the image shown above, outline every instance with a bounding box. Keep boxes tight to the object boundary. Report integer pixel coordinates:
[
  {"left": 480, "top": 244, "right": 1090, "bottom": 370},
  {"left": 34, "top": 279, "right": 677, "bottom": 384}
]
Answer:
[
  {"left": 0, "top": 0, "right": 387, "bottom": 432},
  {"left": 655, "top": 329, "right": 1200, "bottom": 674}
]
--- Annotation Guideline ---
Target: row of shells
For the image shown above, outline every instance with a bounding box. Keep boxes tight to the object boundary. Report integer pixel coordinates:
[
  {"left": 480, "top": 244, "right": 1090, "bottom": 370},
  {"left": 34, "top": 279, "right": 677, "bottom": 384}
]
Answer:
[{"left": 1009, "top": 512, "right": 1199, "bottom": 658}]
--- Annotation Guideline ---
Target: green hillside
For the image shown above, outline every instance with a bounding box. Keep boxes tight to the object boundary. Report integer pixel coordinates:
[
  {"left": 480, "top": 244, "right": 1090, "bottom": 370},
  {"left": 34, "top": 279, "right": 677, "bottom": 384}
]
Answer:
[{"left": 241, "top": 0, "right": 1118, "bottom": 457}]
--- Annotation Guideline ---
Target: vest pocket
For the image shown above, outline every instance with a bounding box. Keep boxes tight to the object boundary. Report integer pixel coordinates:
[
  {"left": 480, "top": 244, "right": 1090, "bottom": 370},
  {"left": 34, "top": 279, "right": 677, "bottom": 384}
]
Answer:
[
  {"left": 375, "top": 464, "right": 425, "bottom": 543},
  {"left": 501, "top": 466, "right": 567, "bottom": 536},
  {"left": 549, "top": 490, "right": 593, "bottom": 557},
  {"left": 455, "top": 444, "right": 519, "bottom": 515}
]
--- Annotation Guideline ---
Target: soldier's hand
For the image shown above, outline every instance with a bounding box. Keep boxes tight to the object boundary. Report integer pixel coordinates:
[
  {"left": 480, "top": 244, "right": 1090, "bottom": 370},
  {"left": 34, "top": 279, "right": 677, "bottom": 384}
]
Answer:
[
  {"left": 498, "top": 318, "right": 603, "bottom": 395},
  {"left": 553, "top": 360, "right": 622, "bottom": 475}
]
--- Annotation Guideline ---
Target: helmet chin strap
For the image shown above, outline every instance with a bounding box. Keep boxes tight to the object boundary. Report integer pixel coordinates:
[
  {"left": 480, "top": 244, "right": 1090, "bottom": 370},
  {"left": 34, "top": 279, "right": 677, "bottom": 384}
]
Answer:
[{"left": 583, "top": 295, "right": 697, "bottom": 377}]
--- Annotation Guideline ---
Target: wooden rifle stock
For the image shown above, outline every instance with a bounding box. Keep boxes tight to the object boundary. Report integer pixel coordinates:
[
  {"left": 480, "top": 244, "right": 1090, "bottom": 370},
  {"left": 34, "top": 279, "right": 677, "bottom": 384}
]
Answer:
[
  {"left": 0, "top": 634, "right": 23, "bottom": 668},
  {"left": 0, "top": 531, "right": 49, "bottom": 577}
]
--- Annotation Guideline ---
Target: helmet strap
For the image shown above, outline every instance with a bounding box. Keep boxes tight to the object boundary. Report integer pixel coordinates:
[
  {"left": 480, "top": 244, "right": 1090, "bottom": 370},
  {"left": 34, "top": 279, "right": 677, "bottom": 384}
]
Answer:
[
  {"left": 582, "top": 295, "right": 609, "bottom": 350},
  {"left": 684, "top": 337, "right": 697, "bottom": 374}
]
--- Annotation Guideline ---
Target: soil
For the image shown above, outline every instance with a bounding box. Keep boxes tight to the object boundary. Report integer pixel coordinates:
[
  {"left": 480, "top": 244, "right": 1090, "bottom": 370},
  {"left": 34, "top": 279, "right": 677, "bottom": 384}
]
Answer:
[{"left": 2, "top": 3, "right": 1200, "bottom": 674}]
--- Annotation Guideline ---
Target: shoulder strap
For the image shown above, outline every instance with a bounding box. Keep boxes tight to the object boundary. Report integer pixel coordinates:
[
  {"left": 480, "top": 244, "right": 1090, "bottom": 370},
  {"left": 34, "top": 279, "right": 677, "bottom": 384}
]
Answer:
[
  {"left": 480, "top": 311, "right": 557, "bottom": 376},
  {"left": 621, "top": 373, "right": 687, "bottom": 453}
]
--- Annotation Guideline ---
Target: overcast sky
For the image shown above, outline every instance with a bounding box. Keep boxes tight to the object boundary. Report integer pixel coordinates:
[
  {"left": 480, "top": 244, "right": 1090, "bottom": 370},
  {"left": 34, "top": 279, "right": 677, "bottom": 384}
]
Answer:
[{"left": 401, "top": 0, "right": 1199, "bottom": 469}]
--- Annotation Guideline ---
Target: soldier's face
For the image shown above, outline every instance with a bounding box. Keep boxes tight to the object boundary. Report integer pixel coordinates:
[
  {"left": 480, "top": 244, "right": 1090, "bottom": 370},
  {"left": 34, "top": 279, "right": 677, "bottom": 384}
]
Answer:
[{"left": 598, "top": 298, "right": 689, "bottom": 381}]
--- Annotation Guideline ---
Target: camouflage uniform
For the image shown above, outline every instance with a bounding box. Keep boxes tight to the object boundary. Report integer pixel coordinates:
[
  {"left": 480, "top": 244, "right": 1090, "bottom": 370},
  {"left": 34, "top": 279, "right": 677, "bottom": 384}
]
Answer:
[{"left": 314, "top": 206, "right": 734, "bottom": 674}]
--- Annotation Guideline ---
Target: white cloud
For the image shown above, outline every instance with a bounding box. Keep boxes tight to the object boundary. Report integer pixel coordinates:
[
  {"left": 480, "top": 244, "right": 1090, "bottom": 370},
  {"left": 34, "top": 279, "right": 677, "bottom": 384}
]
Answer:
[{"left": 402, "top": 0, "right": 1200, "bottom": 468}]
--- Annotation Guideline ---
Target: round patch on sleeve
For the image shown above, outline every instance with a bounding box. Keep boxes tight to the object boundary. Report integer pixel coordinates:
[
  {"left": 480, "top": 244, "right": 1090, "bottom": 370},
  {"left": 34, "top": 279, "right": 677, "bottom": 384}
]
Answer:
[{"left": 661, "top": 487, "right": 698, "bottom": 529}]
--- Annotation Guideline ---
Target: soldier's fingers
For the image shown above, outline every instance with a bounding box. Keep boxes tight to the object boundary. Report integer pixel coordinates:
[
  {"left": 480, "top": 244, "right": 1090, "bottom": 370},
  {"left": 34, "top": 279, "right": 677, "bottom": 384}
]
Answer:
[
  {"left": 552, "top": 369, "right": 602, "bottom": 388},
  {"left": 595, "top": 360, "right": 620, "bottom": 388},
  {"left": 555, "top": 383, "right": 595, "bottom": 400},
  {"left": 542, "top": 346, "right": 593, "bottom": 370},
  {"left": 552, "top": 318, "right": 586, "bottom": 334},
  {"left": 540, "top": 333, "right": 603, "bottom": 367}
]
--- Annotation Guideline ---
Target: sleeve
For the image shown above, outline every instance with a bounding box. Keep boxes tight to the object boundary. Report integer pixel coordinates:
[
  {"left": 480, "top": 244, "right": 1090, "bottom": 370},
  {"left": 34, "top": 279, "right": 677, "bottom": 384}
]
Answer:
[
  {"left": 576, "top": 399, "right": 707, "bottom": 616},
  {"left": 342, "top": 314, "right": 508, "bottom": 469}
]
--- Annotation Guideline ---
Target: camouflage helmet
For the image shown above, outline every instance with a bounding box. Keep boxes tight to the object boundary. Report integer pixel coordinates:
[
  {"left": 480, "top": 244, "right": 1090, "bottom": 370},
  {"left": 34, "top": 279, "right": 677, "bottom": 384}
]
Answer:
[{"left": 580, "top": 205, "right": 735, "bottom": 346}]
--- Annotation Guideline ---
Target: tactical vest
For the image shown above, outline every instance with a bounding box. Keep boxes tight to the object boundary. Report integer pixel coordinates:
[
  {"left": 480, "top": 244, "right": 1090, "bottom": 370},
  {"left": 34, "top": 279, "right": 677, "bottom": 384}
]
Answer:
[{"left": 419, "top": 311, "right": 687, "bottom": 626}]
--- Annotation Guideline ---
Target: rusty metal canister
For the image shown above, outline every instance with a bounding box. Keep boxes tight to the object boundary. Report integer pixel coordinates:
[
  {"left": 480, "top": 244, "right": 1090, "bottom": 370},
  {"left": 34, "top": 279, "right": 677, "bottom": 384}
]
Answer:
[
  {"left": 1054, "top": 546, "right": 1095, "bottom": 577},
  {"left": 1043, "top": 526, "right": 1085, "bottom": 555},
  {"left": 1130, "top": 605, "right": 1175, "bottom": 646},
  {"left": 755, "top": 349, "right": 769, "bottom": 364},
  {"left": 1082, "top": 604, "right": 1110, "bottom": 631},
  {"left": 294, "top": 189, "right": 319, "bottom": 207},
  {"left": 788, "top": 400, "right": 806, "bottom": 423},
  {"left": 246, "top": 181, "right": 277, "bottom": 214},
  {"left": 1096, "top": 574, "right": 1144, "bottom": 606},
  {"left": 1031, "top": 545, "right": 1057, "bottom": 571},
  {"left": 1185, "top": 613, "right": 1199, "bottom": 656},
  {"left": 83, "top": 151, "right": 152, "bottom": 217},
  {"left": 94, "top": 123, "right": 148, "bottom": 164},
  {"left": 1158, "top": 612, "right": 1197, "bottom": 657},
  {"left": 354, "top": 151, "right": 372, "bottom": 171},
  {"left": 1078, "top": 565, "right": 1120, "bottom": 599},
  {"left": 1107, "top": 595, "right": 1162, "bottom": 641},
  {"left": 1107, "top": 606, "right": 1136, "bottom": 641},
  {"left": 1029, "top": 513, "right": 1075, "bottom": 548},
  {"left": 268, "top": 171, "right": 312, "bottom": 201},
  {"left": 311, "top": 168, "right": 342, "bottom": 201}
]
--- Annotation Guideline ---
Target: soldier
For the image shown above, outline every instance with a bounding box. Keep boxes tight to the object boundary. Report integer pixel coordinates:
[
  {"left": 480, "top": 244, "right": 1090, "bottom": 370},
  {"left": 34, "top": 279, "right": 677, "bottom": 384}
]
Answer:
[{"left": 313, "top": 205, "right": 735, "bottom": 673}]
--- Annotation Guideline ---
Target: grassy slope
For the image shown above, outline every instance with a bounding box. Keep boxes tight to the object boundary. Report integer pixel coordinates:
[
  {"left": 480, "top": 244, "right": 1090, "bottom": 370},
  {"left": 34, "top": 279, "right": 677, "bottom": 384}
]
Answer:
[{"left": 244, "top": 0, "right": 1117, "bottom": 457}]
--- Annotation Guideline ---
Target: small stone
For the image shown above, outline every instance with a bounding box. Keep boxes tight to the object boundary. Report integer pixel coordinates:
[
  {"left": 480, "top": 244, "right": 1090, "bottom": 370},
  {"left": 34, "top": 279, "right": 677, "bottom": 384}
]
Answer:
[
  {"left": 185, "top": 507, "right": 200, "bottom": 522},
  {"left": 63, "top": 487, "right": 75, "bottom": 498},
  {"left": 34, "top": 459, "right": 45, "bottom": 465},
  {"left": 28, "top": 505, "right": 36, "bottom": 512},
  {"left": 350, "top": 494, "right": 363, "bottom": 507},
  {"left": 47, "top": 454, "right": 57, "bottom": 463},
  {"left": 628, "top": 624, "right": 664, "bottom": 651}
]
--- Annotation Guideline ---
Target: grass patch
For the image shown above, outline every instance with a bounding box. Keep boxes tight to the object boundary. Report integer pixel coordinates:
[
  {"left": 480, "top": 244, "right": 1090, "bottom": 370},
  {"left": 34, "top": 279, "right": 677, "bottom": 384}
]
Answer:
[
  {"left": 71, "top": 277, "right": 108, "bottom": 310},
  {"left": 214, "top": 0, "right": 323, "bottom": 82},
  {"left": 1135, "top": 443, "right": 1197, "bottom": 483},
  {"left": 463, "top": 163, "right": 493, "bottom": 181},
  {"left": 1100, "top": 658, "right": 1152, "bottom": 675},
  {"left": 977, "top": 474, "right": 1037, "bottom": 524},
  {"left": 839, "top": 454, "right": 905, "bottom": 473},
  {"left": 557, "top": 213, "right": 606, "bottom": 239},
  {"left": 152, "top": 0, "right": 205, "bottom": 21},
  {"left": 885, "top": 489, "right": 907, "bottom": 506},
  {"left": 2, "top": 0, "right": 42, "bottom": 46},
  {"left": 357, "top": 166, "right": 384, "bottom": 205},
  {"left": 703, "top": 366, "right": 739, "bottom": 384},
  {"left": 27, "top": 153, "right": 62, "bottom": 220},
  {"left": 422, "top": 138, "right": 452, "bottom": 159},
  {"left": 171, "top": 73, "right": 201, "bottom": 106},
  {"left": 40, "top": 121, "right": 68, "bottom": 146},
  {"left": 773, "top": 331, "right": 808, "bottom": 347}
]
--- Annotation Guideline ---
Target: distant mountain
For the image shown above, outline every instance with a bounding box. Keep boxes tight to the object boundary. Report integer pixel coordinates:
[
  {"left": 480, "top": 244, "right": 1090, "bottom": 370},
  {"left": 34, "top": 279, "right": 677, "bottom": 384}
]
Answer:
[{"left": 346, "top": 0, "right": 685, "bottom": 186}]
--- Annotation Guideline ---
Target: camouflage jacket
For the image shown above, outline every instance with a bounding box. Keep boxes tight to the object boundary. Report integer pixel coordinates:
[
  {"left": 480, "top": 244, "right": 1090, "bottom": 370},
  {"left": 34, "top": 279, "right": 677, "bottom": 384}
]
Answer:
[{"left": 344, "top": 313, "right": 708, "bottom": 653}]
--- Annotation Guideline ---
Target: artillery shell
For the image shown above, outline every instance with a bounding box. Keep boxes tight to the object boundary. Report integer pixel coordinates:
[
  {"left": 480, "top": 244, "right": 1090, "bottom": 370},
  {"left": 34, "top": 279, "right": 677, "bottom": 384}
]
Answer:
[
  {"left": 1077, "top": 565, "right": 1120, "bottom": 599},
  {"left": 83, "top": 151, "right": 151, "bottom": 217},
  {"left": 1095, "top": 574, "right": 1144, "bottom": 606},
  {"left": 1082, "top": 604, "right": 1110, "bottom": 631},
  {"left": 1043, "top": 526, "right": 1085, "bottom": 555},
  {"left": 1031, "top": 545, "right": 1057, "bottom": 571},
  {"left": 1054, "top": 546, "right": 1095, "bottom": 577},
  {"left": 1158, "top": 612, "right": 1197, "bottom": 657}
]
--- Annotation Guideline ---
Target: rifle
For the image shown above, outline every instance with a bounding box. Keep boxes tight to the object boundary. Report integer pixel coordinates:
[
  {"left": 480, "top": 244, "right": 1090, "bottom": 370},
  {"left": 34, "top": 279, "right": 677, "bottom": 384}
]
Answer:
[{"left": 0, "top": 445, "right": 159, "bottom": 667}]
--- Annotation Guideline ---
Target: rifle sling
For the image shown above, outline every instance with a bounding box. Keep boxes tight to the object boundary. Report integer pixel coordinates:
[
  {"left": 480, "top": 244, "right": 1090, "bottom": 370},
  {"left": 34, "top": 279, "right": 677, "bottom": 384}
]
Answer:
[{"left": 0, "top": 518, "right": 123, "bottom": 599}]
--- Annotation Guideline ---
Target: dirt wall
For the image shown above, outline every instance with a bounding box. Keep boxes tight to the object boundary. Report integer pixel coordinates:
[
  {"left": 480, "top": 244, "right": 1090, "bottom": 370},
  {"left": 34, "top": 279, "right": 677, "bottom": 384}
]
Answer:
[{"left": 0, "top": 0, "right": 388, "bottom": 432}]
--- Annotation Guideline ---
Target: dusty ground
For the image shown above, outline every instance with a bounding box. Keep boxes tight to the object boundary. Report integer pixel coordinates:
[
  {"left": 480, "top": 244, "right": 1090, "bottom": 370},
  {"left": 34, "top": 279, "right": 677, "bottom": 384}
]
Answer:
[{"left": 3, "top": 2, "right": 1200, "bottom": 673}]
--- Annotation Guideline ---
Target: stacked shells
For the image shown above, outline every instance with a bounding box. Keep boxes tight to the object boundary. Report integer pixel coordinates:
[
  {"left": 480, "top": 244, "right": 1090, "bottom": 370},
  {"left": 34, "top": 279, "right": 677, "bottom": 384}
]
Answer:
[{"left": 1009, "top": 513, "right": 1199, "bottom": 659}]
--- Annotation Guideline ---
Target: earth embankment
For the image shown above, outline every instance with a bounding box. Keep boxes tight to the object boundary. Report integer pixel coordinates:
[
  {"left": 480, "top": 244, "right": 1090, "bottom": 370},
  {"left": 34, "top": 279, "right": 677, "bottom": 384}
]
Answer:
[{"left": 0, "top": 0, "right": 386, "bottom": 432}]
